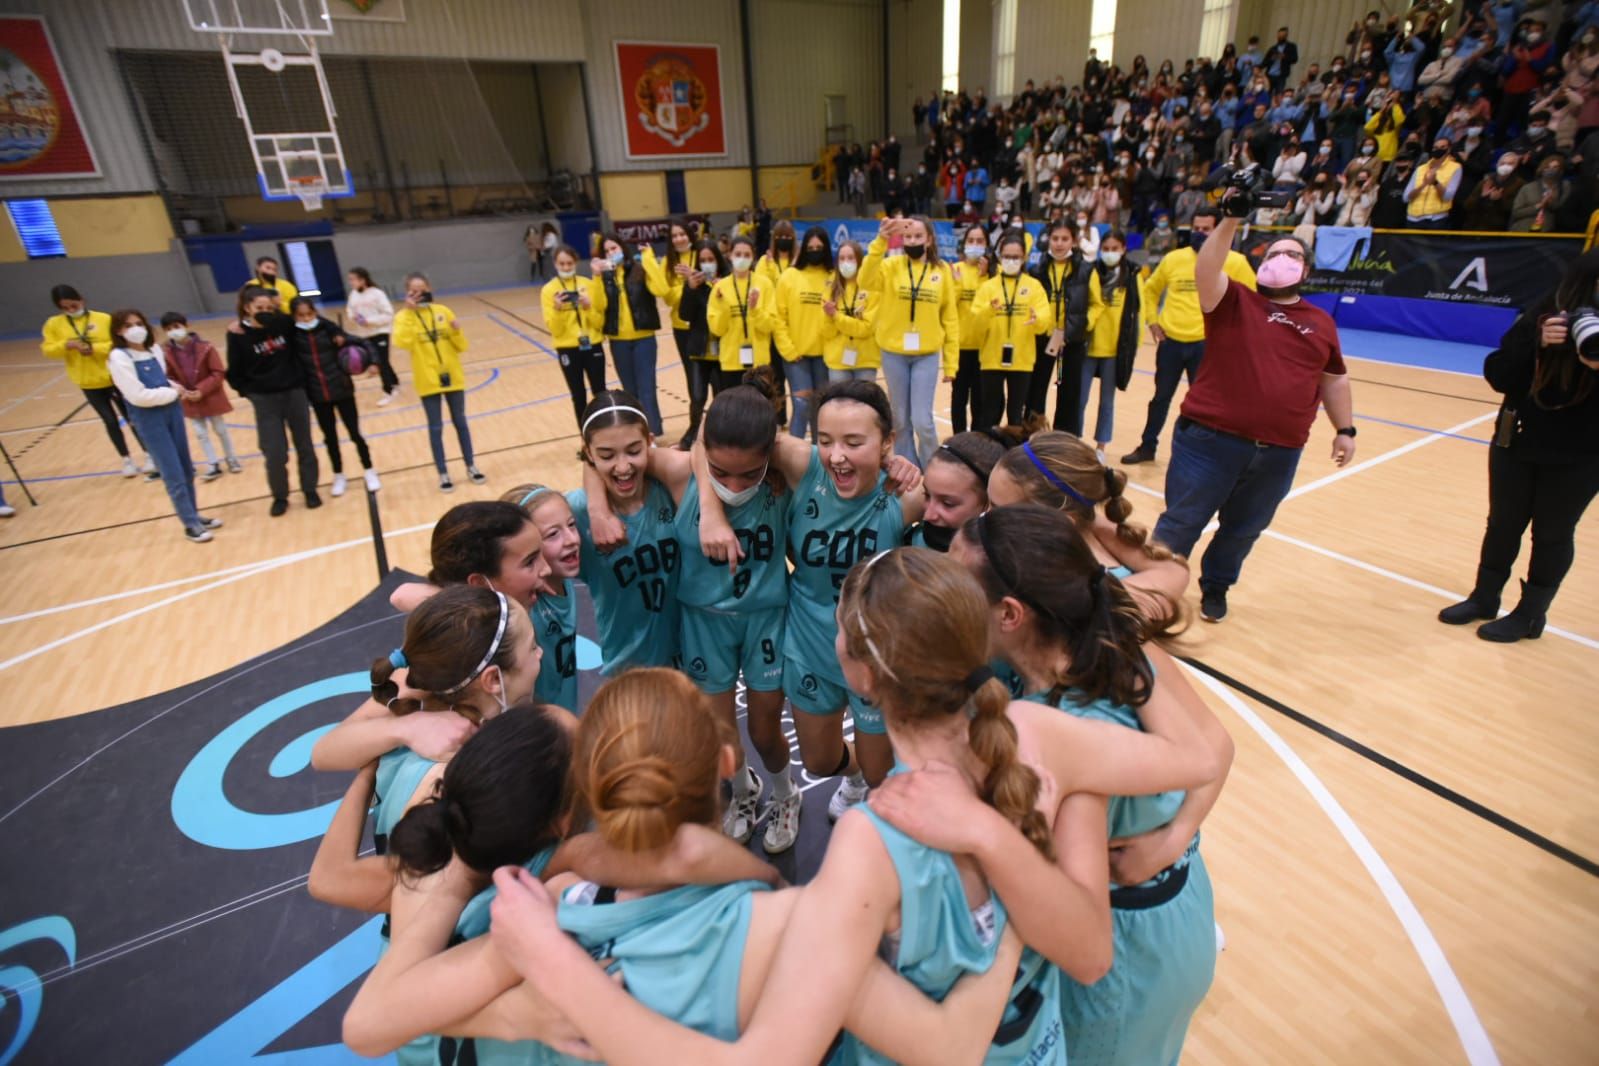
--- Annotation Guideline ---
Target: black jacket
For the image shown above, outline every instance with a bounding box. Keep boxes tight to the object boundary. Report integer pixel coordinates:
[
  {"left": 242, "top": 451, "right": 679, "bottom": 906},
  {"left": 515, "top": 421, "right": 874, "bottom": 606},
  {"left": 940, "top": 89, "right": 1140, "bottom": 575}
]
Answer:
[
  {"left": 676, "top": 281, "right": 712, "bottom": 358},
  {"left": 601, "top": 264, "right": 661, "bottom": 336},
  {"left": 1485, "top": 312, "right": 1599, "bottom": 461},
  {"left": 1095, "top": 261, "right": 1143, "bottom": 388},
  {"left": 225, "top": 312, "right": 301, "bottom": 396},
  {"left": 1031, "top": 252, "right": 1091, "bottom": 345},
  {"left": 291, "top": 316, "right": 354, "bottom": 404}
]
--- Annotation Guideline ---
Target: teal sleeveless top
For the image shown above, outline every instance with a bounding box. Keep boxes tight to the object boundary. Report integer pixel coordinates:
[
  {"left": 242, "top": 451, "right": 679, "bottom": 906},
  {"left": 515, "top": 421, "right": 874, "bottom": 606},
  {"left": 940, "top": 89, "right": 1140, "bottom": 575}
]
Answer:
[
  {"left": 784, "top": 451, "right": 905, "bottom": 683},
  {"left": 374, "top": 746, "right": 437, "bottom": 844},
  {"left": 569, "top": 482, "right": 681, "bottom": 673},
  {"left": 531, "top": 581, "right": 578, "bottom": 712},
  {"left": 676, "top": 476, "right": 789, "bottom": 613}
]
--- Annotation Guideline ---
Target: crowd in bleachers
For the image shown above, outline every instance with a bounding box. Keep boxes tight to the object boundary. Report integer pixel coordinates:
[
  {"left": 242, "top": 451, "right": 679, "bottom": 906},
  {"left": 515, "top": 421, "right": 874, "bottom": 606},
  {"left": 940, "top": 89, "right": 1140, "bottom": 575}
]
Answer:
[{"left": 829, "top": 2, "right": 1597, "bottom": 236}]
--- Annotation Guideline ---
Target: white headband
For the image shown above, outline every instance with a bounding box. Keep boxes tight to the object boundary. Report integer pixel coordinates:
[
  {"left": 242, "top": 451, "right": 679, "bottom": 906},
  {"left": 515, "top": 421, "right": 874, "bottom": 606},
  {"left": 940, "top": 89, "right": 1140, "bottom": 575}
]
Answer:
[
  {"left": 440, "top": 591, "right": 511, "bottom": 697},
  {"left": 581, "top": 404, "right": 650, "bottom": 434}
]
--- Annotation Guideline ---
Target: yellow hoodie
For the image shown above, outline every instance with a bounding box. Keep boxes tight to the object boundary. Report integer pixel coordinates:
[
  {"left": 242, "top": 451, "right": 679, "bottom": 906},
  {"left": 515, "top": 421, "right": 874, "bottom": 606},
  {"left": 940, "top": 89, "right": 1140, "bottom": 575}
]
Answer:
[
  {"left": 755, "top": 251, "right": 793, "bottom": 292},
  {"left": 1141, "top": 246, "right": 1256, "bottom": 343},
  {"left": 949, "top": 259, "right": 992, "bottom": 349},
  {"left": 641, "top": 246, "right": 696, "bottom": 330},
  {"left": 540, "top": 276, "right": 605, "bottom": 350},
  {"left": 392, "top": 302, "right": 468, "bottom": 396},
  {"left": 820, "top": 276, "right": 881, "bottom": 371},
  {"left": 41, "top": 310, "right": 114, "bottom": 388},
  {"left": 774, "top": 265, "right": 833, "bottom": 360},
  {"left": 596, "top": 256, "right": 671, "bottom": 341},
  {"left": 970, "top": 273, "right": 1054, "bottom": 372},
  {"left": 706, "top": 272, "right": 778, "bottom": 372},
  {"left": 859, "top": 237, "right": 961, "bottom": 376}
]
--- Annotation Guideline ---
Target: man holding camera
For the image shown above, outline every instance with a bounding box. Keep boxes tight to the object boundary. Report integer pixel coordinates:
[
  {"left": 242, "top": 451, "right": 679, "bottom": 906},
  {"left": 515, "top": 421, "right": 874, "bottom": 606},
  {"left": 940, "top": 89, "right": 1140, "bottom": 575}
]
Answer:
[{"left": 1150, "top": 190, "right": 1357, "bottom": 623}]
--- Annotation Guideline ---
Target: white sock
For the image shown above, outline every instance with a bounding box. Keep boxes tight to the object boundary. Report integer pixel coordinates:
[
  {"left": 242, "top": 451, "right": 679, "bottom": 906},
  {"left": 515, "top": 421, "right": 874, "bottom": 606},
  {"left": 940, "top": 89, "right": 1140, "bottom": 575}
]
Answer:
[
  {"left": 770, "top": 768, "right": 797, "bottom": 799},
  {"left": 733, "top": 765, "right": 758, "bottom": 796},
  {"left": 846, "top": 771, "right": 866, "bottom": 790}
]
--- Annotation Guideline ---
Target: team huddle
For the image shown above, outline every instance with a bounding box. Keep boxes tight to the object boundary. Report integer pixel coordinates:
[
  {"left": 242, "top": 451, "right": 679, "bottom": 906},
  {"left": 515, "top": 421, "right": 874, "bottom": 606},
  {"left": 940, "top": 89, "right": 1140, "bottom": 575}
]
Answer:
[{"left": 305, "top": 354, "right": 1234, "bottom": 1064}]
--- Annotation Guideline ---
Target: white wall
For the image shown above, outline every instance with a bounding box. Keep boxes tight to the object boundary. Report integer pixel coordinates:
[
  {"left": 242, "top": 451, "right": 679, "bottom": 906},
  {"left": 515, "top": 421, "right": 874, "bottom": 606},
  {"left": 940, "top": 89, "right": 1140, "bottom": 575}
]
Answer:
[
  {"left": 1011, "top": 0, "right": 1092, "bottom": 91},
  {"left": 960, "top": 0, "right": 996, "bottom": 97},
  {"left": 1113, "top": 1, "right": 1206, "bottom": 72}
]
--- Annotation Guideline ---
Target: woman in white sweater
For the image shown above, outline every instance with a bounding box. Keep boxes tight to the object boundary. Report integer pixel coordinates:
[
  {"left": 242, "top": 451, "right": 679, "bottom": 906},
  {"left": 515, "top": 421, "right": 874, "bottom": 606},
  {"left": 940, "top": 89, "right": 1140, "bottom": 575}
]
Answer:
[
  {"left": 343, "top": 267, "right": 399, "bottom": 405},
  {"left": 107, "top": 309, "right": 223, "bottom": 543}
]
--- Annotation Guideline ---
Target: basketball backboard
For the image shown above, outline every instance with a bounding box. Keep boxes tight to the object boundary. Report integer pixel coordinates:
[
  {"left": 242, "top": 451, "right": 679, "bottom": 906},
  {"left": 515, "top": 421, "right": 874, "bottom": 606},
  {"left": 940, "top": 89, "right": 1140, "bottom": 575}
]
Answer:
[{"left": 182, "top": 0, "right": 333, "bottom": 36}]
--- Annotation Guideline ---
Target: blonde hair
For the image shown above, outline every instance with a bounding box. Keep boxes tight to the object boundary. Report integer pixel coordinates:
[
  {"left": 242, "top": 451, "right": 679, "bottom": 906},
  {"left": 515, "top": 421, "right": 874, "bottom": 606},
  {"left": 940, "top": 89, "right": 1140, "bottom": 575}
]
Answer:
[
  {"left": 577, "top": 669, "right": 732, "bottom": 852},
  {"left": 840, "top": 549, "right": 1053, "bottom": 860},
  {"left": 995, "top": 430, "right": 1177, "bottom": 562}
]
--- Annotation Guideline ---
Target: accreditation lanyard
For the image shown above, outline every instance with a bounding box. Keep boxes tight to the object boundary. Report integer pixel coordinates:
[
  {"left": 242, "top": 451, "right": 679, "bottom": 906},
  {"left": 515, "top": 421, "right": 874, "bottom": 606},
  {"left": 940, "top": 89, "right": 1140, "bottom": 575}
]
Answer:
[
  {"left": 1000, "top": 276, "right": 1021, "bottom": 338},
  {"left": 412, "top": 307, "right": 448, "bottom": 372},
  {"left": 558, "top": 277, "right": 581, "bottom": 311},
  {"left": 905, "top": 261, "right": 930, "bottom": 323},
  {"left": 1049, "top": 260, "right": 1070, "bottom": 320},
  {"left": 67, "top": 312, "right": 93, "bottom": 343},
  {"left": 732, "top": 275, "right": 752, "bottom": 338},
  {"left": 842, "top": 280, "right": 859, "bottom": 318}
]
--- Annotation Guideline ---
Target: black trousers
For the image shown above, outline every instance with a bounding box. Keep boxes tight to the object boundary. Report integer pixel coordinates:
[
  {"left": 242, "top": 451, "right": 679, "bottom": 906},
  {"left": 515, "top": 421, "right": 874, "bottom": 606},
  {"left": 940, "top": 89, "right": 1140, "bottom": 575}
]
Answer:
[
  {"left": 1024, "top": 338, "right": 1085, "bottom": 432},
  {"left": 82, "top": 385, "right": 144, "bottom": 458},
  {"left": 366, "top": 333, "right": 399, "bottom": 393},
  {"left": 1478, "top": 446, "right": 1599, "bottom": 591},
  {"left": 977, "top": 369, "right": 1030, "bottom": 430},
  {"left": 673, "top": 328, "right": 712, "bottom": 440},
  {"left": 951, "top": 348, "right": 981, "bottom": 434},
  {"left": 556, "top": 345, "right": 608, "bottom": 429},
  {"left": 249, "top": 388, "right": 318, "bottom": 501},
  {"left": 311, "top": 395, "right": 372, "bottom": 474}
]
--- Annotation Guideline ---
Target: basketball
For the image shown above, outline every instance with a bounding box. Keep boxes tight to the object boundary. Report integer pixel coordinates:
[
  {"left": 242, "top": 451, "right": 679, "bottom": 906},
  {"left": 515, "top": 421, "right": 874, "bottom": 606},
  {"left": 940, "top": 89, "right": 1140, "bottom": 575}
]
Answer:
[{"left": 339, "top": 342, "right": 372, "bottom": 376}]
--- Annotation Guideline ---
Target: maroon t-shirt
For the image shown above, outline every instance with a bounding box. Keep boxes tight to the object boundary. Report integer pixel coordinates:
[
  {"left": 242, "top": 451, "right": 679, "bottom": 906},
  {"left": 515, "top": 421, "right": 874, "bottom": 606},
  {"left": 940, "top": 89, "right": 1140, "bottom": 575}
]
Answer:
[{"left": 1179, "top": 280, "right": 1347, "bottom": 448}]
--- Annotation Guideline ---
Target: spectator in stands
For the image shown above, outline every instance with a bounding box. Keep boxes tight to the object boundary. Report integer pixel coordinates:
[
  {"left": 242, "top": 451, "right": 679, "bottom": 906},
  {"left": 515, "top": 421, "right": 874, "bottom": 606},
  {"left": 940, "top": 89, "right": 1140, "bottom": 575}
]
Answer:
[
  {"left": 1510, "top": 155, "right": 1570, "bottom": 230},
  {"left": 1405, "top": 137, "right": 1465, "bottom": 228},
  {"left": 1366, "top": 92, "right": 1407, "bottom": 161},
  {"left": 1499, "top": 21, "right": 1556, "bottom": 136},
  {"left": 1532, "top": 79, "right": 1583, "bottom": 151},
  {"left": 1265, "top": 27, "right": 1299, "bottom": 90},
  {"left": 1372, "top": 152, "right": 1416, "bottom": 227},
  {"left": 1459, "top": 152, "right": 1525, "bottom": 230},
  {"left": 1418, "top": 38, "right": 1467, "bottom": 95},
  {"left": 1330, "top": 86, "right": 1367, "bottom": 166},
  {"left": 1564, "top": 28, "right": 1599, "bottom": 143},
  {"left": 1508, "top": 110, "right": 1560, "bottom": 177},
  {"left": 1345, "top": 135, "right": 1386, "bottom": 184},
  {"left": 1385, "top": 30, "right": 1428, "bottom": 96},
  {"left": 1273, "top": 136, "right": 1309, "bottom": 189},
  {"left": 1335, "top": 170, "right": 1379, "bottom": 225}
]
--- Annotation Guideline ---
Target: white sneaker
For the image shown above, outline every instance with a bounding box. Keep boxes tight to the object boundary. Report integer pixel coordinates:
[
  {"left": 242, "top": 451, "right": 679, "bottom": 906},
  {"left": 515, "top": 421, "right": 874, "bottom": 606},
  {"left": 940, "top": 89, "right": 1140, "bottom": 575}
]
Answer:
[
  {"left": 0, "top": 504, "right": 14, "bottom": 517},
  {"left": 1215, "top": 922, "right": 1227, "bottom": 952},
  {"left": 762, "top": 785, "right": 802, "bottom": 854},
  {"left": 121, "top": 457, "right": 139, "bottom": 478},
  {"left": 467, "top": 465, "right": 487, "bottom": 484},
  {"left": 331, "top": 473, "right": 347, "bottom": 497},
  {"left": 722, "top": 767, "right": 762, "bottom": 844},
  {"left": 827, "top": 775, "right": 869, "bottom": 821},
  {"left": 439, "top": 473, "right": 454, "bottom": 492},
  {"left": 141, "top": 457, "right": 157, "bottom": 475},
  {"left": 1096, "top": 448, "right": 1108, "bottom": 465},
  {"left": 363, "top": 468, "right": 381, "bottom": 492},
  {"left": 377, "top": 391, "right": 395, "bottom": 407}
]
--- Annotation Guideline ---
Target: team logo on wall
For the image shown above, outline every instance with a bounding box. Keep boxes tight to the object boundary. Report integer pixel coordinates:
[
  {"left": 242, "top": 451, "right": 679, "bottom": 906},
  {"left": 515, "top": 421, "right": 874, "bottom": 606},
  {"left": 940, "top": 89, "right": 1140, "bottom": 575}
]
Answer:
[
  {"left": 0, "top": 16, "right": 99, "bottom": 179},
  {"left": 614, "top": 41, "right": 727, "bottom": 159}
]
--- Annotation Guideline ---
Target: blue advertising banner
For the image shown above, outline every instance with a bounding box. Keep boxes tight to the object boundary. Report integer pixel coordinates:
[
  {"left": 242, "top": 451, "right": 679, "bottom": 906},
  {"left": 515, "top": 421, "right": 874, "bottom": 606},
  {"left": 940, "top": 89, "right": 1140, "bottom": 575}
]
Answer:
[{"left": 803, "top": 218, "right": 1050, "bottom": 265}]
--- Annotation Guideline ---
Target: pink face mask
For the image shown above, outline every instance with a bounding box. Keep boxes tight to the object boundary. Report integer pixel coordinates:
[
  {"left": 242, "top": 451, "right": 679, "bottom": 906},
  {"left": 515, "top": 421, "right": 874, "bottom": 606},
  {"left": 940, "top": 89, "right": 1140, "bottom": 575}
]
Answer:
[{"left": 1257, "top": 252, "right": 1304, "bottom": 289}]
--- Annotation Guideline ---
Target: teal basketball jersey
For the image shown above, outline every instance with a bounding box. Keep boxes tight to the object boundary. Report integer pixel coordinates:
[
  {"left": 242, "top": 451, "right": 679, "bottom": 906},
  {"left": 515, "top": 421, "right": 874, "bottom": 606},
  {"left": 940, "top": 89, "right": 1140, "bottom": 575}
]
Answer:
[
  {"left": 374, "top": 746, "right": 436, "bottom": 844},
  {"left": 676, "top": 476, "right": 788, "bottom": 613},
  {"left": 531, "top": 581, "right": 578, "bottom": 712},
  {"left": 783, "top": 450, "right": 905, "bottom": 683},
  {"left": 569, "top": 482, "right": 681, "bottom": 674}
]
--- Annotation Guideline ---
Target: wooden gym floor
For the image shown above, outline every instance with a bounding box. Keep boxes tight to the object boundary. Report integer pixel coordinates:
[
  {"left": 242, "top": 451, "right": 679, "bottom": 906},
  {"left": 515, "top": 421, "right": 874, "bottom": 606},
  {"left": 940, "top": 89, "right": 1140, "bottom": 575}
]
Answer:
[{"left": 0, "top": 285, "right": 1593, "bottom": 1064}]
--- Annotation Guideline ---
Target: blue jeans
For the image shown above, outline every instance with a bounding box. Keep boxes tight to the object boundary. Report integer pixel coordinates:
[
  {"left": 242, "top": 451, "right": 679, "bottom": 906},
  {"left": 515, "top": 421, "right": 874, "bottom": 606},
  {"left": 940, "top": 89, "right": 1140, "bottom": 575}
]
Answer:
[
  {"left": 879, "top": 351, "right": 940, "bottom": 467},
  {"left": 1078, "top": 356, "right": 1117, "bottom": 445},
  {"left": 127, "top": 401, "right": 202, "bottom": 530},
  {"left": 1139, "top": 338, "right": 1206, "bottom": 453},
  {"left": 785, "top": 355, "right": 828, "bottom": 441},
  {"left": 1154, "top": 418, "right": 1302, "bottom": 591},
  {"left": 827, "top": 367, "right": 878, "bottom": 384},
  {"left": 421, "top": 390, "right": 475, "bottom": 473},
  {"left": 608, "top": 336, "right": 662, "bottom": 434}
]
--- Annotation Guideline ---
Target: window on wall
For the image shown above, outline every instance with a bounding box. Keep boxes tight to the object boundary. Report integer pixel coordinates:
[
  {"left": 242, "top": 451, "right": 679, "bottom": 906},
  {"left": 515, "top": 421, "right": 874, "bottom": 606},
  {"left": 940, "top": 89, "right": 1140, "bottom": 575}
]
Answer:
[
  {"left": 993, "top": 0, "right": 1018, "bottom": 98},
  {"left": 942, "top": 0, "right": 961, "bottom": 92},
  {"left": 1089, "top": 0, "right": 1117, "bottom": 65},
  {"left": 5, "top": 200, "right": 66, "bottom": 259},
  {"left": 1198, "top": 0, "right": 1239, "bottom": 60}
]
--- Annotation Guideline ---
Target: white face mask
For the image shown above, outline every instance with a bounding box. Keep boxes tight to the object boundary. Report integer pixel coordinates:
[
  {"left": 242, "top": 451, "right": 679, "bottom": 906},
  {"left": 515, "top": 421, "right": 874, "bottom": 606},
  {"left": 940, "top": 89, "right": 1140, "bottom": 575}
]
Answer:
[
  {"left": 1099, "top": 250, "right": 1123, "bottom": 267},
  {"left": 711, "top": 466, "right": 766, "bottom": 507},
  {"left": 1497, "top": 163, "right": 1516, "bottom": 177},
  {"left": 296, "top": 320, "right": 316, "bottom": 331},
  {"left": 557, "top": 267, "right": 576, "bottom": 279},
  {"left": 166, "top": 327, "right": 188, "bottom": 342},
  {"left": 1000, "top": 257, "right": 1023, "bottom": 276},
  {"left": 123, "top": 325, "right": 148, "bottom": 346},
  {"left": 838, "top": 259, "right": 858, "bottom": 279},
  {"left": 964, "top": 243, "right": 984, "bottom": 260},
  {"left": 731, "top": 255, "right": 752, "bottom": 273}
]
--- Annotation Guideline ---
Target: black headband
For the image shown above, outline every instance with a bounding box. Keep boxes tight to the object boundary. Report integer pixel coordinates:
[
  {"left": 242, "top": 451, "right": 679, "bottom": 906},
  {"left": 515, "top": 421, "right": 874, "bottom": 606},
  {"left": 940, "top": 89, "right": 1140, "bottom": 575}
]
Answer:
[{"left": 935, "top": 442, "right": 989, "bottom": 486}]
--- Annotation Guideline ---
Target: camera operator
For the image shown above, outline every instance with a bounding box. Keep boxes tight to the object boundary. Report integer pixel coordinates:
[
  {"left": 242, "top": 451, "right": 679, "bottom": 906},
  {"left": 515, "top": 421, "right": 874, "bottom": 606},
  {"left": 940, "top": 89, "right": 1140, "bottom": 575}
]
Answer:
[
  {"left": 1149, "top": 183, "right": 1356, "bottom": 624},
  {"left": 1438, "top": 251, "right": 1599, "bottom": 642}
]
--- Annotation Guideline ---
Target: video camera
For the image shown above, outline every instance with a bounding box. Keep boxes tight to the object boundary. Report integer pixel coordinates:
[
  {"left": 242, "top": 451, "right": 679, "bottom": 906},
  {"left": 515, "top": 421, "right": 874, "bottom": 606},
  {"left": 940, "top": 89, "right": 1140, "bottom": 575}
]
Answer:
[{"left": 1209, "top": 165, "right": 1293, "bottom": 218}]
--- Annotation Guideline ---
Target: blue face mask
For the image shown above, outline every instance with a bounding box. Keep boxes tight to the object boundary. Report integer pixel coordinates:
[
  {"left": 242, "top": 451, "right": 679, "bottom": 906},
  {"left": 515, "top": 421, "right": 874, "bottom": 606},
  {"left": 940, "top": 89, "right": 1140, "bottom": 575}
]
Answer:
[
  {"left": 1190, "top": 230, "right": 1208, "bottom": 251},
  {"left": 609, "top": 250, "right": 626, "bottom": 266},
  {"left": 296, "top": 319, "right": 316, "bottom": 331}
]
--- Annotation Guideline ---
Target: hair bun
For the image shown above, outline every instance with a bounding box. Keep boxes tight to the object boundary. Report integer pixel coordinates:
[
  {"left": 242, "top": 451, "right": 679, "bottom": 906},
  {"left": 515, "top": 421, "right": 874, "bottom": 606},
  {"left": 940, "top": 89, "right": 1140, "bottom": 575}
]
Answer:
[{"left": 592, "top": 756, "right": 678, "bottom": 851}]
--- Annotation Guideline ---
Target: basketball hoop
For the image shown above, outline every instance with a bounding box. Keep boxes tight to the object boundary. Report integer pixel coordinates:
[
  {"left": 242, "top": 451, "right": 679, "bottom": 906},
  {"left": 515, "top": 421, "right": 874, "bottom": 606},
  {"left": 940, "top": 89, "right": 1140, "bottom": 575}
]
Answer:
[{"left": 292, "top": 175, "right": 326, "bottom": 212}]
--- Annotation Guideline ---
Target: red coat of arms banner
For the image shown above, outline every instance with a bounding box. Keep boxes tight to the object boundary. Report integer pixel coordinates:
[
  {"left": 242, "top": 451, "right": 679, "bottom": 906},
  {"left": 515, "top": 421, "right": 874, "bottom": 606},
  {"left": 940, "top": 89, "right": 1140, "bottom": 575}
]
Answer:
[
  {"left": 613, "top": 41, "right": 727, "bottom": 160},
  {"left": 0, "top": 16, "right": 99, "bottom": 180}
]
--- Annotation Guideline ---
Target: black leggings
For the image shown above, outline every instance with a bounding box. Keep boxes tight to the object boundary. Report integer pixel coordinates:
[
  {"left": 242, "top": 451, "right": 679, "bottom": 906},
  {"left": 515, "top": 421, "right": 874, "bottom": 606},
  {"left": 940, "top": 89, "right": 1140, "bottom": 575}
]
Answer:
[
  {"left": 674, "top": 328, "right": 712, "bottom": 440},
  {"left": 1478, "top": 446, "right": 1599, "bottom": 591},
  {"left": 557, "top": 346, "right": 607, "bottom": 429},
  {"left": 82, "top": 386, "right": 144, "bottom": 458},
  {"left": 977, "top": 369, "right": 1030, "bottom": 430},
  {"left": 311, "top": 396, "right": 372, "bottom": 474},
  {"left": 366, "top": 333, "right": 399, "bottom": 393},
  {"left": 951, "top": 348, "right": 980, "bottom": 434}
]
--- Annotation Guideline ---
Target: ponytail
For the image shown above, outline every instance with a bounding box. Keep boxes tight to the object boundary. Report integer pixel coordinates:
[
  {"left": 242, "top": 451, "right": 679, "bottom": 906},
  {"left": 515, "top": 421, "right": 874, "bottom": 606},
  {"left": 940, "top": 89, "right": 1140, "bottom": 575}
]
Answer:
[
  {"left": 593, "top": 753, "right": 680, "bottom": 852},
  {"left": 386, "top": 789, "right": 455, "bottom": 878},
  {"left": 1100, "top": 464, "right": 1175, "bottom": 562},
  {"left": 966, "top": 676, "right": 1054, "bottom": 861}
]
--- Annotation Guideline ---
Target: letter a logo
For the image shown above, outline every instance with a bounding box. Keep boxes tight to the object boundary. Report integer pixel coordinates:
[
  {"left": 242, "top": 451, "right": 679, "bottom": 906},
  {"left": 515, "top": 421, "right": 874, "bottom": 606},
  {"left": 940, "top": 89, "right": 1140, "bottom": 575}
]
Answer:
[{"left": 1449, "top": 257, "right": 1488, "bottom": 293}]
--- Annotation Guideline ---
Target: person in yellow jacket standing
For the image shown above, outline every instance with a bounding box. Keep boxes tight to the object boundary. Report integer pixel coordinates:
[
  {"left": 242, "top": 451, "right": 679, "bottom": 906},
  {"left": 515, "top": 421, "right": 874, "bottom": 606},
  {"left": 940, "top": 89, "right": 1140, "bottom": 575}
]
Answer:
[
  {"left": 42, "top": 284, "right": 154, "bottom": 477},
  {"left": 861, "top": 216, "right": 960, "bottom": 467},
  {"left": 820, "top": 240, "right": 879, "bottom": 384},
  {"left": 949, "top": 224, "right": 993, "bottom": 434},
  {"left": 706, "top": 236, "right": 778, "bottom": 391},
  {"left": 251, "top": 256, "right": 298, "bottom": 307},
  {"left": 1403, "top": 138, "right": 1463, "bottom": 229},
  {"left": 641, "top": 221, "right": 710, "bottom": 446},
  {"left": 392, "top": 271, "right": 483, "bottom": 492},
  {"left": 1124, "top": 207, "right": 1257, "bottom": 465},
  {"left": 592, "top": 233, "right": 671, "bottom": 435},
  {"left": 757, "top": 219, "right": 798, "bottom": 425},
  {"left": 1082, "top": 232, "right": 1142, "bottom": 462},
  {"left": 969, "top": 231, "right": 1053, "bottom": 430},
  {"left": 540, "top": 244, "right": 607, "bottom": 430},
  {"left": 773, "top": 226, "right": 835, "bottom": 440}
]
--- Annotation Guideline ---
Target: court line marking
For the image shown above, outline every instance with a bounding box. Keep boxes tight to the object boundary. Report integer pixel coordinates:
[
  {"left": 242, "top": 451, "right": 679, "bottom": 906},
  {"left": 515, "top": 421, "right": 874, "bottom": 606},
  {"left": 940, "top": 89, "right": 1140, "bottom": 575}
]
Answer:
[
  {"left": 1283, "top": 412, "right": 1497, "bottom": 501},
  {"left": 1184, "top": 665, "right": 1501, "bottom": 1066},
  {"left": 0, "top": 370, "right": 63, "bottom": 417}
]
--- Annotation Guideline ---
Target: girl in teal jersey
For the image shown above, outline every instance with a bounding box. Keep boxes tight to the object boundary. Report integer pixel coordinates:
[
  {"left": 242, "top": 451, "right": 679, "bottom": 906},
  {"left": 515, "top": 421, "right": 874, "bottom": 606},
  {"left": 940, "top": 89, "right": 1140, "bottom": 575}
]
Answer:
[
  {"left": 882, "top": 505, "right": 1234, "bottom": 1066},
  {"left": 570, "top": 390, "right": 682, "bottom": 673},
  {"left": 346, "top": 669, "right": 1018, "bottom": 1065},
  {"left": 585, "top": 375, "right": 801, "bottom": 852},
  {"left": 492, "top": 547, "right": 1227, "bottom": 1065},
  {"left": 502, "top": 485, "right": 584, "bottom": 714},
  {"left": 696, "top": 377, "right": 925, "bottom": 816},
  {"left": 905, "top": 429, "right": 1025, "bottom": 551},
  {"left": 986, "top": 430, "right": 1189, "bottom": 620}
]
